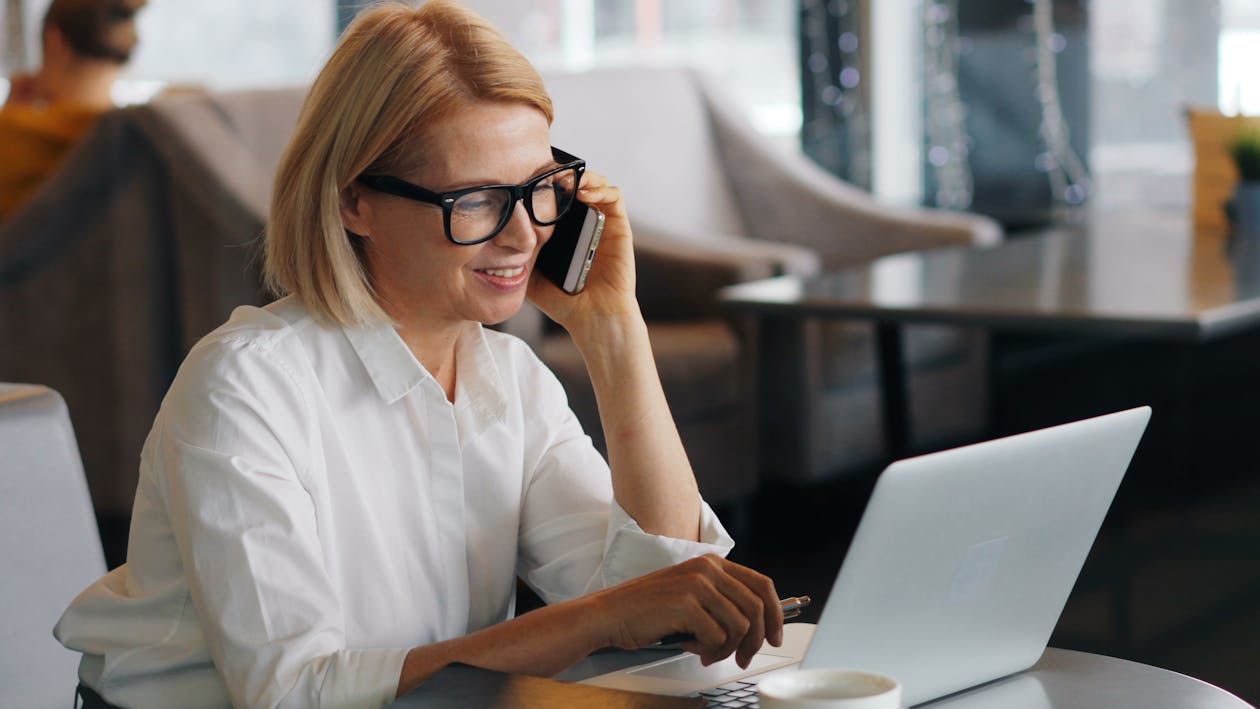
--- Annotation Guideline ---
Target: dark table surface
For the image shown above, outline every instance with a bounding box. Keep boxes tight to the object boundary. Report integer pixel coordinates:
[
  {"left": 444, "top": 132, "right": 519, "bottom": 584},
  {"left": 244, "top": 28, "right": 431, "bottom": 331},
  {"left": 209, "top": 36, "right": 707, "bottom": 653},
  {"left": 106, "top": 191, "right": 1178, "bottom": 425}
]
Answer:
[{"left": 721, "top": 211, "right": 1260, "bottom": 341}]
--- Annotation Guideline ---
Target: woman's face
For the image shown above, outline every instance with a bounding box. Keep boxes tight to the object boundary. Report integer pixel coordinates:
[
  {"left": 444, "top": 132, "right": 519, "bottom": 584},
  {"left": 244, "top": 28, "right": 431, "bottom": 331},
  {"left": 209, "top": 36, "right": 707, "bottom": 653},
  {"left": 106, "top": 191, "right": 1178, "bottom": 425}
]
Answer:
[{"left": 347, "top": 101, "right": 556, "bottom": 328}]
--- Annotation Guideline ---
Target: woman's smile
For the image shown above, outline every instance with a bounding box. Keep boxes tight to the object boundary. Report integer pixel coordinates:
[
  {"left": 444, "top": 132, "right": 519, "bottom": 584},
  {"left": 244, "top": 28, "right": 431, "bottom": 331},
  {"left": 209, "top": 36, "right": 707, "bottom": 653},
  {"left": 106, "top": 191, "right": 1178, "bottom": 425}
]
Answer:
[{"left": 474, "top": 262, "right": 530, "bottom": 291}]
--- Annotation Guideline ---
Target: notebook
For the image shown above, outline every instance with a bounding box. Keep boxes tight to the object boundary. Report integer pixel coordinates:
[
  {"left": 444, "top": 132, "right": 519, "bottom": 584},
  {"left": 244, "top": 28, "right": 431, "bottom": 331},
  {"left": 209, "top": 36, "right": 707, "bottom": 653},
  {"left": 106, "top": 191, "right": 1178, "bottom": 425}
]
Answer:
[{"left": 582, "top": 407, "right": 1151, "bottom": 706}]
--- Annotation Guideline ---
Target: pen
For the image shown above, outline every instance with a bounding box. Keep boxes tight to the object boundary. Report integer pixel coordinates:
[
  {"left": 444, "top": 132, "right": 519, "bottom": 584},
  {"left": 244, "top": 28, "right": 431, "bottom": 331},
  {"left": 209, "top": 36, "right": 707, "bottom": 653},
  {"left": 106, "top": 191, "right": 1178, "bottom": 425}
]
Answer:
[
  {"left": 778, "top": 596, "right": 811, "bottom": 620},
  {"left": 652, "top": 595, "right": 811, "bottom": 647}
]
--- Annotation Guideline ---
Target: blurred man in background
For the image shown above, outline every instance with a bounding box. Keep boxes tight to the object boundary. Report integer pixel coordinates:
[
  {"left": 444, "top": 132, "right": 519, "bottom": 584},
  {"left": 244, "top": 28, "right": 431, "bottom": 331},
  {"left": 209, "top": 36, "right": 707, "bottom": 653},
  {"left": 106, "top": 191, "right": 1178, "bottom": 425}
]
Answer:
[{"left": 0, "top": 0, "right": 145, "bottom": 219}]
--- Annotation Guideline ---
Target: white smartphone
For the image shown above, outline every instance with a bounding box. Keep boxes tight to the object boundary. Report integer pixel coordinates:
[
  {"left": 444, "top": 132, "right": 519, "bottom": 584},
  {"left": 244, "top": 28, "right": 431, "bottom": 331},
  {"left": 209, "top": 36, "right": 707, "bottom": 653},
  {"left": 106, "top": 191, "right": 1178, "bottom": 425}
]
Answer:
[{"left": 537, "top": 200, "right": 605, "bottom": 294}]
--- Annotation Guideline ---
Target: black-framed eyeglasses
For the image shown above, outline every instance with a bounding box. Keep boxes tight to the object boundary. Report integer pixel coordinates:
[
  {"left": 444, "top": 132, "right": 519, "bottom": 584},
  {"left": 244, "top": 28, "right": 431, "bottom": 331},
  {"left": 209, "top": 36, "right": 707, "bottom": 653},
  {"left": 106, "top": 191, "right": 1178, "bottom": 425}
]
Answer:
[{"left": 356, "top": 147, "right": 586, "bottom": 245}]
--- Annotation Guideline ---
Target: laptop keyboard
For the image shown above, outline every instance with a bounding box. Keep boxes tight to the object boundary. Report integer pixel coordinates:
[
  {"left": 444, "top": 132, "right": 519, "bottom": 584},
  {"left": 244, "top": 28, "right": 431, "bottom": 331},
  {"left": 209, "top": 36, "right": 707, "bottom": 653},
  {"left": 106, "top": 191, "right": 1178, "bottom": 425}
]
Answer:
[{"left": 691, "top": 679, "right": 761, "bottom": 707}]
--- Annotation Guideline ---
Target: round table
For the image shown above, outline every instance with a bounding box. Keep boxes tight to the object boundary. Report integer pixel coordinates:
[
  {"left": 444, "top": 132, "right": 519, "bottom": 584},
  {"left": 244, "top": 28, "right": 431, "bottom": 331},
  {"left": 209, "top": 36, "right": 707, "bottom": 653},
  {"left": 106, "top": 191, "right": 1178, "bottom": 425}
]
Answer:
[{"left": 920, "top": 647, "right": 1253, "bottom": 708}]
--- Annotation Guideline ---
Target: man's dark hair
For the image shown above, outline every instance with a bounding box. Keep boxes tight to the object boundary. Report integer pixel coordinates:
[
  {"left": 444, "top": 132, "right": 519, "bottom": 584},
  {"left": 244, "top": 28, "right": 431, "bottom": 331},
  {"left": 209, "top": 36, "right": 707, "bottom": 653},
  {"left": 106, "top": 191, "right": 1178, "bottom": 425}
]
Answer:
[{"left": 43, "top": 0, "right": 147, "bottom": 64}]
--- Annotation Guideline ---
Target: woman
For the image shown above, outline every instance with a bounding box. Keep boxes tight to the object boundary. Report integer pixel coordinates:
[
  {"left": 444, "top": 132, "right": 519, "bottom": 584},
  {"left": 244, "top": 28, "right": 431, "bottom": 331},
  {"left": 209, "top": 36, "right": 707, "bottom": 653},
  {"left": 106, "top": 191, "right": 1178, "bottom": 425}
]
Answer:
[
  {"left": 0, "top": 0, "right": 146, "bottom": 218},
  {"left": 54, "top": 2, "right": 782, "bottom": 708}
]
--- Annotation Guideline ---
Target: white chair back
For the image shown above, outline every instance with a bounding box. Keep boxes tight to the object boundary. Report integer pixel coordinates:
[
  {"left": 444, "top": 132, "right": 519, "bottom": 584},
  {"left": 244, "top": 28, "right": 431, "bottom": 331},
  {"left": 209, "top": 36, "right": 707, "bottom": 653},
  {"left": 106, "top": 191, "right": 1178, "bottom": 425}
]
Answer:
[
  {"left": 543, "top": 66, "right": 749, "bottom": 239},
  {"left": 0, "top": 384, "right": 106, "bottom": 708}
]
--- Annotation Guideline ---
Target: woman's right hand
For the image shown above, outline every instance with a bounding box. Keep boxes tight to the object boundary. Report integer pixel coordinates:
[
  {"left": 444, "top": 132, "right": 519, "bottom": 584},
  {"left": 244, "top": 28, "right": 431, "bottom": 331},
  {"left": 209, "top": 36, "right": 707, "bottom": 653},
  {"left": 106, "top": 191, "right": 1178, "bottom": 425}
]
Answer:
[{"left": 584, "top": 554, "right": 784, "bottom": 669}]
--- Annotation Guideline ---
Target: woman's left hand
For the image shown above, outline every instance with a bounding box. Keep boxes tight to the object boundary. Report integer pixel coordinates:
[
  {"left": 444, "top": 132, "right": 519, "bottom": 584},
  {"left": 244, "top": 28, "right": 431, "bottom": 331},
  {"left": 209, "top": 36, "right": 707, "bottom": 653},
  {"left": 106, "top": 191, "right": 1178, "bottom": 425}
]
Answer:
[{"left": 527, "top": 171, "right": 638, "bottom": 336}]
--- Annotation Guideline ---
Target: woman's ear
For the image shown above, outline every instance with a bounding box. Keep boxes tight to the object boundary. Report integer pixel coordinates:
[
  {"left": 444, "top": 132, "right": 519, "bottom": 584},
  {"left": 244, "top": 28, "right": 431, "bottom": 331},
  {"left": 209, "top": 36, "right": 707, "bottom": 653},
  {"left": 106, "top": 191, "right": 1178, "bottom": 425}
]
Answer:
[{"left": 340, "top": 182, "right": 372, "bottom": 239}]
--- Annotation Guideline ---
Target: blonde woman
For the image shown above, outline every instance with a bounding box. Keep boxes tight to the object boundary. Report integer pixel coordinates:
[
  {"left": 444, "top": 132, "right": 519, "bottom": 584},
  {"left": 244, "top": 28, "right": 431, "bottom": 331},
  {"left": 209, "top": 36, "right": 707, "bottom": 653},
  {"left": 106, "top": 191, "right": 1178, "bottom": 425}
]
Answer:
[{"left": 54, "top": 2, "right": 782, "bottom": 707}]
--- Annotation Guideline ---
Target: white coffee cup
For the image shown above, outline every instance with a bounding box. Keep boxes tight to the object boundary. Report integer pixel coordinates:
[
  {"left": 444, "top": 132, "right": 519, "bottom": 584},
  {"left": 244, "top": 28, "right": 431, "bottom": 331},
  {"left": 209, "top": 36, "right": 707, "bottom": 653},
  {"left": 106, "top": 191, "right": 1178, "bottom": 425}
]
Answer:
[{"left": 758, "top": 668, "right": 902, "bottom": 708}]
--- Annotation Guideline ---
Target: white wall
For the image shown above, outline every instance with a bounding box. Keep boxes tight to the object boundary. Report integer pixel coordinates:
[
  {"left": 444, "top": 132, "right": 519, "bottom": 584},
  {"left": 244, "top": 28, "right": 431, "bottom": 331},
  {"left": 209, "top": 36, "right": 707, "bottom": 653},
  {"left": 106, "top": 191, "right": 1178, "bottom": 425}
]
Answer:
[{"left": 868, "top": 0, "right": 924, "bottom": 205}]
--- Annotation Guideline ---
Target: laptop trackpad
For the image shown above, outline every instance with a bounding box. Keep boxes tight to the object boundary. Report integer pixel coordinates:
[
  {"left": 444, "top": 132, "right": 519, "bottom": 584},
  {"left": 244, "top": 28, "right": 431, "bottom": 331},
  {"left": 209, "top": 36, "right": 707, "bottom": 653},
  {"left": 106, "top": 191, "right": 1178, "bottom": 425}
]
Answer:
[{"left": 628, "top": 650, "right": 786, "bottom": 682}]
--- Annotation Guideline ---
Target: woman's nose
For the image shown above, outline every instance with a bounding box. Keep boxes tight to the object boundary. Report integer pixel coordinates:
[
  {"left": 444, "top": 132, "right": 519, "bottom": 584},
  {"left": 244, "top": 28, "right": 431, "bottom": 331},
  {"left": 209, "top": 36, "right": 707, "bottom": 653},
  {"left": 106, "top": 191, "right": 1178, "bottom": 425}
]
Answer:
[{"left": 493, "top": 201, "right": 539, "bottom": 252}]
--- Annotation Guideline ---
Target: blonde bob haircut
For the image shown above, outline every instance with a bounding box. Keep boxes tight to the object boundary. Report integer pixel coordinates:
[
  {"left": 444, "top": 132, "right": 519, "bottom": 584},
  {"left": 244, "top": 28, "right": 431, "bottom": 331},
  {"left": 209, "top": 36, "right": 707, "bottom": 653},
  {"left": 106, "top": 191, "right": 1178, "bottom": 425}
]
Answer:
[{"left": 265, "top": 0, "right": 554, "bottom": 326}]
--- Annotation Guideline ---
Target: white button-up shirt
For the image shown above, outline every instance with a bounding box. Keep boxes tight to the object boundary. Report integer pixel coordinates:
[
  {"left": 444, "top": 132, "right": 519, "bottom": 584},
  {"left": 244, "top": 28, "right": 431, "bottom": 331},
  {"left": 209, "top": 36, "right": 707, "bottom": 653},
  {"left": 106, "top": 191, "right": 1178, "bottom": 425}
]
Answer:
[{"left": 54, "top": 296, "right": 733, "bottom": 709}]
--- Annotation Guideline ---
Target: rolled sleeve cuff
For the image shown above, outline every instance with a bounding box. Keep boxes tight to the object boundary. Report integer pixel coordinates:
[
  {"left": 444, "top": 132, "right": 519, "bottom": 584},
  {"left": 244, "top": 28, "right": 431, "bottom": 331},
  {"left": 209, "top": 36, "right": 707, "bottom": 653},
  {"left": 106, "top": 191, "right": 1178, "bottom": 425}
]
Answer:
[
  {"left": 302, "top": 647, "right": 411, "bottom": 709},
  {"left": 600, "top": 499, "right": 735, "bottom": 587}
]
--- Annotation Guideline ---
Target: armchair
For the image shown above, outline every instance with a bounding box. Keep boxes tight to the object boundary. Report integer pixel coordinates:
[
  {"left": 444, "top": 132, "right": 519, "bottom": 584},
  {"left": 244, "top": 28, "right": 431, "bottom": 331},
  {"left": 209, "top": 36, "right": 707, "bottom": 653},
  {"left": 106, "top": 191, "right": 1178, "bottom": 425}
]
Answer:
[
  {"left": 0, "top": 89, "right": 300, "bottom": 525},
  {"left": 541, "top": 66, "right": 1002, "bottom": 485}
]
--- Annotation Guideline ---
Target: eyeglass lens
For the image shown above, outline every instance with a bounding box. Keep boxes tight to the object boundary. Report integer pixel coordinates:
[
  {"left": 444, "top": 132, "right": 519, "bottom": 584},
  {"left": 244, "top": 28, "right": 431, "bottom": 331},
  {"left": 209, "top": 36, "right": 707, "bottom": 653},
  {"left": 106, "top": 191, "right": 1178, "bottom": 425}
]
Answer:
[{"left": 449, "top": 166, "right": 580, "bottom": 243}]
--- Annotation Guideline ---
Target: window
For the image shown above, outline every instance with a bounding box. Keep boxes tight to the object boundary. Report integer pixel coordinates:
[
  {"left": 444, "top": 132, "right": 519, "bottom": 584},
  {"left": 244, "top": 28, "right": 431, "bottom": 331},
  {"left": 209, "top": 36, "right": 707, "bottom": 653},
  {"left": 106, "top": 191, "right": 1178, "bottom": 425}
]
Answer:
[
  {"left": 5, "top": 1, "right": 796, "bottom": 141},
  {"left": 1219, "top": 0, "right": 1260, "bottom": 115},
  {"left": 463, "top": 0, "right": 799, "bottom": 142},
  {"left": 1, "top": 0, "right": 334, "bottom": 103},
  {"left": 1090, "top": 0, "right": 1258, "bottom": 210},
  {"left": 127, "top": 1, "right": 333, "bottom": 91}
]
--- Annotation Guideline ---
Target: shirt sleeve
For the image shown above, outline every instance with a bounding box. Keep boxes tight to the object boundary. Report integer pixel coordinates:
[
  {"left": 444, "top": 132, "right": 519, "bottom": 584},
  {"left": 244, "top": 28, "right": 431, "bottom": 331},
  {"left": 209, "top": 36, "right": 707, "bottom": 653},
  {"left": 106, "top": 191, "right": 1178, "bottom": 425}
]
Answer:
[
  {"left": 513, "top": 351, "right": 734, "bottom": 605},
  {"left": 157, "top": 337, "right": 407, "bottom": 709}
]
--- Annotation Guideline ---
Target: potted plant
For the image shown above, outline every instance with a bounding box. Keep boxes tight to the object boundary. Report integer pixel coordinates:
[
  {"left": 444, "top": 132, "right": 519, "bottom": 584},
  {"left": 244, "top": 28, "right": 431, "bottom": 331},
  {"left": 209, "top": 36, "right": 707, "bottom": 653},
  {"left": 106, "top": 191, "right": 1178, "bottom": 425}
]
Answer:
[{"left": 1230, "top": 128, "right": 1260, "bottom": 234}]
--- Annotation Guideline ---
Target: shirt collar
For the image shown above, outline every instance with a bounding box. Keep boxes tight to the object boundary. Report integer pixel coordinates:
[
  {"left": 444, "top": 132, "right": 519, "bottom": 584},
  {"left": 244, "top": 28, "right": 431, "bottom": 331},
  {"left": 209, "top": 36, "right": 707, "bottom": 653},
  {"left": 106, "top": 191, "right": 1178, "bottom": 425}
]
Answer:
[
  {"left": 341, "top": 319, "right": 508, "bottom": 427},
  {"left": 452, "top": 326, "right": 509, "bottom": 431},
  {"left": 342, "top": 318, "right": 427, "bottom": 404}
]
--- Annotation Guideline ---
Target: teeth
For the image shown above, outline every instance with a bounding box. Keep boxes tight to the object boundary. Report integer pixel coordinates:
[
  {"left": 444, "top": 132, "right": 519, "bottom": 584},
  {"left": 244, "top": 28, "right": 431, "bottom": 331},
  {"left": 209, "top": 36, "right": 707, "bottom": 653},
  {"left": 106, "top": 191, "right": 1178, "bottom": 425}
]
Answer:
[{"left": 483, "top": 267, "right": 523, "bottom": 278}]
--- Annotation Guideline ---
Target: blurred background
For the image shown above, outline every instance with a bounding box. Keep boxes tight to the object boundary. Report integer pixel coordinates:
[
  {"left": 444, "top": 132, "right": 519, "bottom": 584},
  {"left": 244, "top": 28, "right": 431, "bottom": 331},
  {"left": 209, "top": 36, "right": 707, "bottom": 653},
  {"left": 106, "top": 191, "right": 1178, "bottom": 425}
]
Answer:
[
  {"left": 4, "top": 0, "right": 1259, "bottom": 704},
  {"left": 4, "top": 0, "right": 1259, "bottom": 220}
]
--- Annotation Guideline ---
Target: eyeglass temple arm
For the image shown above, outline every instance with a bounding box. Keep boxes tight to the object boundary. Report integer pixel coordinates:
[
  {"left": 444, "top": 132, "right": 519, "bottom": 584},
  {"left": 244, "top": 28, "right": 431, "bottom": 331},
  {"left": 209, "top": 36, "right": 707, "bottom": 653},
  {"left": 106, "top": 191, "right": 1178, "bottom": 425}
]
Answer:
[{"left": 356, "top": 174, "right": 444, "bottom": 205}]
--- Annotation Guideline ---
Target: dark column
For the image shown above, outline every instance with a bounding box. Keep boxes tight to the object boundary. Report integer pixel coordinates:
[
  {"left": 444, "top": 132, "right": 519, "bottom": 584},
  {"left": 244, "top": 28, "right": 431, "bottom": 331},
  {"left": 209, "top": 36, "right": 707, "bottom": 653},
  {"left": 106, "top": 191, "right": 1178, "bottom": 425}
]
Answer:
[
  {"left": 944, "top": 0, "right": 1091, "bottom": 229},
  {"left": 799, "top": 0, "right": 872, "bottom": 190}
]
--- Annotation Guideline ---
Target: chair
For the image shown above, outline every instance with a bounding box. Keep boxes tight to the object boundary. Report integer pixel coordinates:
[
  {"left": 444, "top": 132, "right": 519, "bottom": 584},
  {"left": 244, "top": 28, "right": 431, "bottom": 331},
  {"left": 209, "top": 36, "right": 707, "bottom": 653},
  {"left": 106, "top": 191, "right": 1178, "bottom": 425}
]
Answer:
[
  {"left": 0, "top": 383, "right": 106, "bottom": 708},
  {"left": 0, "top": 90, "right": 296, "bottom": 530},
  {"left": 541, "top": 66, "right": 1003, "bottom": 485}
]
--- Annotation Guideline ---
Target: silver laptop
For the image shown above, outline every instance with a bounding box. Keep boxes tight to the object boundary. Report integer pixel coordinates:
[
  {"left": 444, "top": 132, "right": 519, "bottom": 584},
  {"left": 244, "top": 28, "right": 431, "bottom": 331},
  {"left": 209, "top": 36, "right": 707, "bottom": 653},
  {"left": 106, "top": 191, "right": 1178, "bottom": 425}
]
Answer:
[{"left": 581, "top": 407, "right": 1151, "bottom": 706}]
